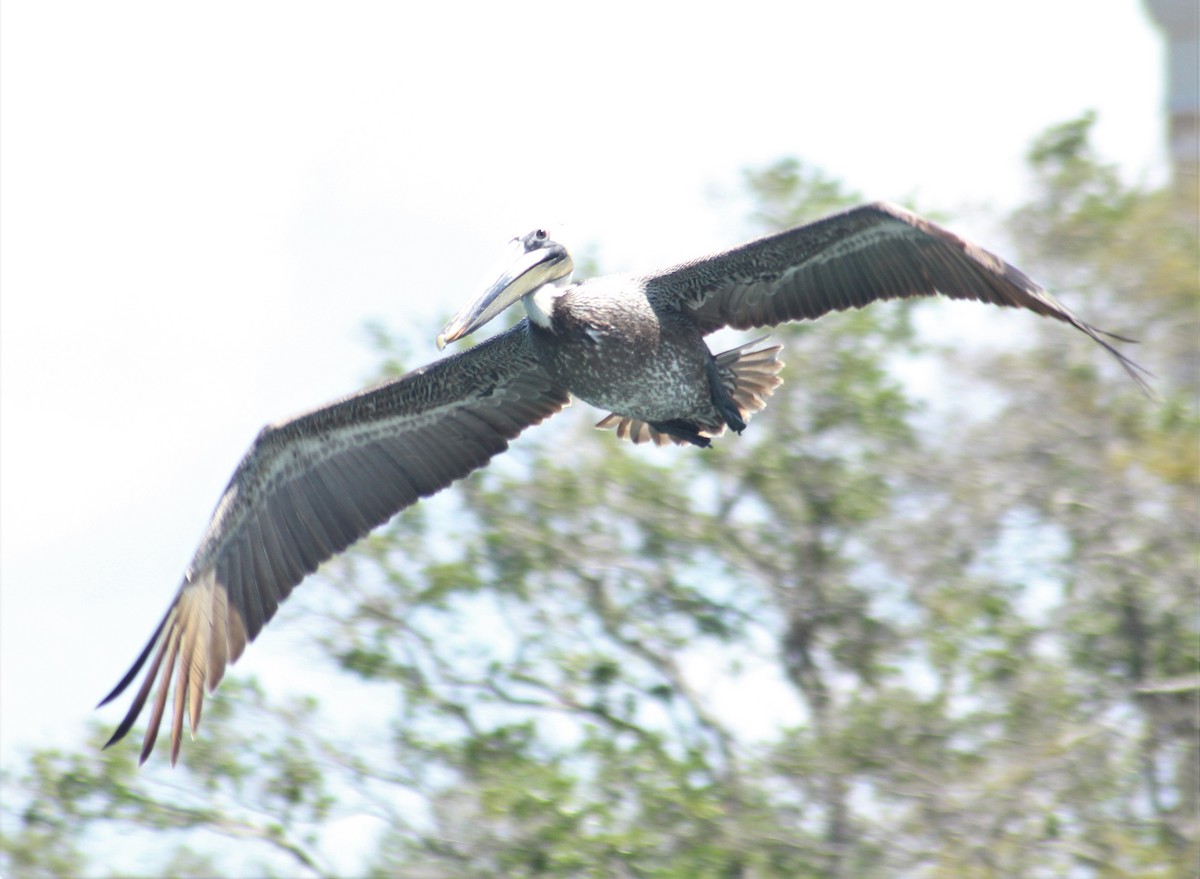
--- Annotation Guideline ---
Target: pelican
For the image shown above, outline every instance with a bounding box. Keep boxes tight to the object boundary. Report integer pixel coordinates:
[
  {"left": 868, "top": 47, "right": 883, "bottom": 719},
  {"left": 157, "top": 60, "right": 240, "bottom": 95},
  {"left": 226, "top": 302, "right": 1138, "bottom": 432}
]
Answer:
[{"left": 99, "top": 202, "right": 1147, "bottom": 764}]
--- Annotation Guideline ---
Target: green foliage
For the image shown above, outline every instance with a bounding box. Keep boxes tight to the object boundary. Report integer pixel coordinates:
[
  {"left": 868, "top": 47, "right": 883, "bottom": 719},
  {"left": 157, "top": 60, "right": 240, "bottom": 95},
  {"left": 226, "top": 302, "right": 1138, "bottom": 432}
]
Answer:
[
  {"left": 2, "top": 681, "right": 344, "bottom": 877},
  {"left": 742, "top": 156, "right": 863, "bottom": 229},
  {"left": 4, "top": 118, "right": 1195, "bottom": 878}
]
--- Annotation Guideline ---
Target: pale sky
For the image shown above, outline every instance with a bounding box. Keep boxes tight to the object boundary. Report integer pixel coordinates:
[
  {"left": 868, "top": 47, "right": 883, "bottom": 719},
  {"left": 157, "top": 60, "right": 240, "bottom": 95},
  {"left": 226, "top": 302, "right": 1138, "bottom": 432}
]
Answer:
[{"left": 0, "top": 0, "right": 1167, "bottom": 783}]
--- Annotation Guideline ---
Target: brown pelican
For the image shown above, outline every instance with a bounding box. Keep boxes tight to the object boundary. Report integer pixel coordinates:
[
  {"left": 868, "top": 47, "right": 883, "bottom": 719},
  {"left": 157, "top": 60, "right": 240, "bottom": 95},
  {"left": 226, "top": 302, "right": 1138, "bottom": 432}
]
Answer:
[{"left": 99, "top": 202, "right": 1147, "bottom": 764}]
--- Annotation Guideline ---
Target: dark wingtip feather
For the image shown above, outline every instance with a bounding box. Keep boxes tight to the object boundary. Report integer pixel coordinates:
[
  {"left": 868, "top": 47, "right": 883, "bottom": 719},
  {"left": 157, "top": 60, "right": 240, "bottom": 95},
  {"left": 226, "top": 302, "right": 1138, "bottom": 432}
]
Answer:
[
  {"left": 1091, "top": 326, "right": 1141, "bottom": 346},
  {"left": 101, "top": 714, "right": 137, "bottom": 751},
  {"left": 1075, "top": 319, "right": 1158, "bottom": 399},
  {"left": 96, "top": 611, "right": 168, "bottom": 709},
  {"left": 100, "top": 607, "right": 178, "bottom": 752}
]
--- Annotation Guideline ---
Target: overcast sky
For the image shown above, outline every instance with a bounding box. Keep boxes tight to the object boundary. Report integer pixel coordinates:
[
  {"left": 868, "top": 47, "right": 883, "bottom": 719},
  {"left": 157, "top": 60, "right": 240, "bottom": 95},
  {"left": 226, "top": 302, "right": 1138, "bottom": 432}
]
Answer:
[{"left": 0, "top": 1, "right": 1168, "bottom": 778}]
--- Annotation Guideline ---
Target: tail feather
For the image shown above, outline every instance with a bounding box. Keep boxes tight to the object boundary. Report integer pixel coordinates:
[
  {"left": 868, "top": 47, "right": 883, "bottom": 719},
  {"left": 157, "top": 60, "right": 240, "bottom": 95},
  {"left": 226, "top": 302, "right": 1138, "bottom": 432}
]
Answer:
[{"left": 715, "top": 337, "right": 784, "bottom": 420}]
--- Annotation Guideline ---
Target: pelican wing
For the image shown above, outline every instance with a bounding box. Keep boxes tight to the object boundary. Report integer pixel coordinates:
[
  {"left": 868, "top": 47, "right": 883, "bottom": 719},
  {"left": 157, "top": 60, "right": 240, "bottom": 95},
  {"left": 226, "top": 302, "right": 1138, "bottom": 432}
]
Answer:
[
  {"left": 647, "top": 202, "right": 1147, "bottom": 390},
  {"left": 99, "top": 321, "right": 569, "bottom": 764}
]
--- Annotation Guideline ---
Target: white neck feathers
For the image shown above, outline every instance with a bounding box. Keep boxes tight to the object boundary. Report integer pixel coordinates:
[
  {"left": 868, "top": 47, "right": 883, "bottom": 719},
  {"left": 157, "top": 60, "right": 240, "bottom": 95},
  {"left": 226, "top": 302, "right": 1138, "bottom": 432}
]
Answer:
[{"left": 523, "top": 282, "right": 565, "bottom": 329}]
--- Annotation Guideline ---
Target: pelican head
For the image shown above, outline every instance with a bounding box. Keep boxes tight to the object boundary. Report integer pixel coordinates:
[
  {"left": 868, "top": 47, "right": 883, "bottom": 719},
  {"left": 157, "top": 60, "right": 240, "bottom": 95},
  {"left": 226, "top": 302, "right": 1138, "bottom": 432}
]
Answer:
[{"left": 437, "top": 229, "right": 574, "bottom": 349}]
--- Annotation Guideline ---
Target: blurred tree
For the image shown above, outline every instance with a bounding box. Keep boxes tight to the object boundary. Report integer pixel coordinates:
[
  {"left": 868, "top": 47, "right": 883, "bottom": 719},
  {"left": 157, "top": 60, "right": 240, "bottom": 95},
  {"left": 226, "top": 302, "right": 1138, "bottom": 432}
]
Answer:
[{"left": 3, "top": 117, "right": 1194, "bottom": 878}]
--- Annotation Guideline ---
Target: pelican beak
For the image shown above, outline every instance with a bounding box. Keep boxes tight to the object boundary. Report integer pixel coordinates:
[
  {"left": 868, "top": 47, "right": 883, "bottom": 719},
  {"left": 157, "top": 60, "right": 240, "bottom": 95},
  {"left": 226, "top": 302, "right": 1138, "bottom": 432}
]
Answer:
[{"left": 437, "top": 233, "right": 573, "bottom": 350}]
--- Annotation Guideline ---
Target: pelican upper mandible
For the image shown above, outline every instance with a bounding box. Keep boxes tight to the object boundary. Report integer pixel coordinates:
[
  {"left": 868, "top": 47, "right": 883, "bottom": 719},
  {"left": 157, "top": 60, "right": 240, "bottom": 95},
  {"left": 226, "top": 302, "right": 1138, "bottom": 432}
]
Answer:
[{"left": 99, "top": 202, "right": 1149, "bottom": 764}]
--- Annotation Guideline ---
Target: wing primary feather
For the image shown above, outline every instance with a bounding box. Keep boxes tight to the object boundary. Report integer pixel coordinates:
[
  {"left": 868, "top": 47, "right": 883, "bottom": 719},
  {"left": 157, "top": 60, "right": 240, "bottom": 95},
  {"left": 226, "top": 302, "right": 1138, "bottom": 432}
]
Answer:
[
  {"left": 213, "top": 553, "right": 243, "bottom": 643},
  {"left": 227, "top": 603, "right": 248, "bottom": 665},
  {"left": 97, "top": 608, "right": 169, "bottom": 709},
  {"left": 100, "top": 609, "right": 175, "bottom": 748},
  {"left": 185, "top": 593, "right": 209, "bottom": 736},
  {"left": 170, "top": 619, "right": 192, "bottom": 765},
  {"left": 141, "top": 625, "right": 182, "bottom": 765},
  {"left": 206, "top": 579, "right": 230, "bottom": 698}
]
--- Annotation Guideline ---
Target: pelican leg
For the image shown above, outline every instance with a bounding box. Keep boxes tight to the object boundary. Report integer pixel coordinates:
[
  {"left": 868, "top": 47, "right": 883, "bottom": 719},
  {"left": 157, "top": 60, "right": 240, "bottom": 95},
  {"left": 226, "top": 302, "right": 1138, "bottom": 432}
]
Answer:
[{"left": 705, "top": 356, "right": 747, "bottom": 435}]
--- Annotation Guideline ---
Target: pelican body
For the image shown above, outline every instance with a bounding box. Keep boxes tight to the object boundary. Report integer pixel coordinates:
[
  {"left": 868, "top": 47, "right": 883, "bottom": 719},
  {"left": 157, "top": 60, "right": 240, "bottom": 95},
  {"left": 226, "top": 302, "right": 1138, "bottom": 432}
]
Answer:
[
  {"left": 439, "top": 231, "right": 768, "bottom": 446},
  {"left": 99, "top": 202, "right": 1148, "bottom": 764}
]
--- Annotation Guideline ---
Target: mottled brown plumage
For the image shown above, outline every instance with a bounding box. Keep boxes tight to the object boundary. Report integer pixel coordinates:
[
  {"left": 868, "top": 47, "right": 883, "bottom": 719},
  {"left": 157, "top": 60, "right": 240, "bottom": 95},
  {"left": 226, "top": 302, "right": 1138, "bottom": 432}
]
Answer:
[{"left": 100, "top": 202, "right": 1147, "bottom": 764}]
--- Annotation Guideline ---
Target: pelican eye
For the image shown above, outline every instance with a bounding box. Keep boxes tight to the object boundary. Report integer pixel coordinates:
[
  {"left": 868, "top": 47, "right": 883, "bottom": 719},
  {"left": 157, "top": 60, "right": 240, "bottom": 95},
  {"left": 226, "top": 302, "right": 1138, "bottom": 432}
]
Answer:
[{"left": 523, "top": 228, "right": 552, "bottom": 251}]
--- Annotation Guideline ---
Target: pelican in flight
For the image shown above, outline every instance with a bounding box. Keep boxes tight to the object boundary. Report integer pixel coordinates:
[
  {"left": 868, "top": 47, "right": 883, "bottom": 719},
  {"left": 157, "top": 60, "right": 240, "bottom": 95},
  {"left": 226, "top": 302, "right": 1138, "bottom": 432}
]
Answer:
[{"left": 99, "top": 202, "right": 1146, "bottom": 763}]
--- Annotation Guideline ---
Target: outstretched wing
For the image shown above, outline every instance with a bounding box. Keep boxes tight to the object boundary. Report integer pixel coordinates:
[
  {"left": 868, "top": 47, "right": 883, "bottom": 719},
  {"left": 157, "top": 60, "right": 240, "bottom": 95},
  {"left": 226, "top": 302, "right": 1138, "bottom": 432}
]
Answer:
[
  {"left": 99, "top": 321, "right": 569, "bottom": 764},
  {"left": 646, "top": 202, "right": 1148, "bottom": 391}
]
